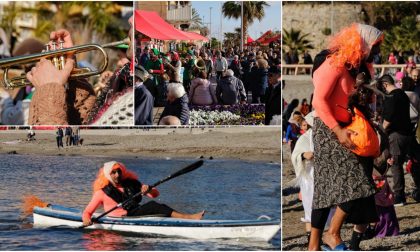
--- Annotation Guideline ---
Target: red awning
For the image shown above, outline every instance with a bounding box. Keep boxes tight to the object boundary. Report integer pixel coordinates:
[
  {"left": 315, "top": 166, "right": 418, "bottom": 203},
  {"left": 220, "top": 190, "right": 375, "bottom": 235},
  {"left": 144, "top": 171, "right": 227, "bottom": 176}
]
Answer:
[
  {"left": 260, "top": 34, "right": 281, "bottom": 45},
  {"left": 181, "top": 31, "right": 209, "bottom": 42},
  {"left": 256, "top": 30, "right": 273, "bottom": 43},
  {"left": 247, "top": 36, "right": 254, "bottom": 43},
  {"left": 135, "top": 10, "right": 207, "bottom": 41}
]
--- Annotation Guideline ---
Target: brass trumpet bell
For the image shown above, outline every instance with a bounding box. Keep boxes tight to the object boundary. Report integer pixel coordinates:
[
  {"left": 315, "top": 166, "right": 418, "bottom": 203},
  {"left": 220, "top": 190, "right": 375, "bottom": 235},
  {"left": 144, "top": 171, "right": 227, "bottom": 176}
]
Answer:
[
  {"left": 0, "top": 38, "right": 129, "bottom": 89},
  {"left": 194, "top": 58, "right": 206, "bottom": 71}
]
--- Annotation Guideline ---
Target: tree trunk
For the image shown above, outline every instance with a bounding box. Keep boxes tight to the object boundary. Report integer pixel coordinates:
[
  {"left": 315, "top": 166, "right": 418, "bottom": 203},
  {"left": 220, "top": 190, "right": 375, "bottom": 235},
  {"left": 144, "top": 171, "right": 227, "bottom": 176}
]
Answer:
[{"left": 243, "top": 18, "right": 248, "bottom": 50}]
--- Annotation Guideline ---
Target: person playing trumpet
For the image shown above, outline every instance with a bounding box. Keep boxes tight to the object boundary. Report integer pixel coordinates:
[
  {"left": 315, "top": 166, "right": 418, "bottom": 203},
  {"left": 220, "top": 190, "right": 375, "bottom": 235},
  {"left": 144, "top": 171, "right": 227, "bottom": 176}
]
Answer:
[
  {"left": 26, "top": 19, "right": 134, "bottom": 125},
  {"left": 26, "top": 29, "right": 96, "bottom": 125}
]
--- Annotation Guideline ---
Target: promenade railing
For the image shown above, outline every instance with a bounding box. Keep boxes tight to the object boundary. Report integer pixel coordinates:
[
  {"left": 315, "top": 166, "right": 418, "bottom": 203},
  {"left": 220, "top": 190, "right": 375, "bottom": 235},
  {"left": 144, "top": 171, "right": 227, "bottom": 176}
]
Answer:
[{"left": 282, "top": 64, "right": 406, "bottom": 77}]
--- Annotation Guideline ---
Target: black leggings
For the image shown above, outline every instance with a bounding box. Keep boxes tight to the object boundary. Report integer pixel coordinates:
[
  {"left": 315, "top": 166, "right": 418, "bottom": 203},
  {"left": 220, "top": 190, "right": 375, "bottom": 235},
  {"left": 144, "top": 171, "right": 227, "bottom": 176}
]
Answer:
[
  {"left": 311, "top": 207, "right": 331, "bottom": 230},
  {"left": 128, "top": 201, "right": 173, "bottom": 217},
  {"left": 311, "top": 195, "right": 378, "bottom": 229}
]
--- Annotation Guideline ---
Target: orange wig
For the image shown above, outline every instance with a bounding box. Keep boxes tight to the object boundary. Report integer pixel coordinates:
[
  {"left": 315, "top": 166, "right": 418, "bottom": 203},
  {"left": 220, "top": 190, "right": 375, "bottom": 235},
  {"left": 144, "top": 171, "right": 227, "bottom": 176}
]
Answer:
[
  {"left": 327, "top": 23, "right": 383, "bottom": 69},
  {"left": 93, "top": 162, "right": 138, "bottom": 192}
]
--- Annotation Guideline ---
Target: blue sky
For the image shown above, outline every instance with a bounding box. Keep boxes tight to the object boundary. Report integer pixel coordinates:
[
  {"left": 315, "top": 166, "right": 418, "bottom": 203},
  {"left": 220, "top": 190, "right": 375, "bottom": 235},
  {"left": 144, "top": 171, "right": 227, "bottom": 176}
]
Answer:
[{"left": 191, "top": 1, "right": 281, "bottom": 40}]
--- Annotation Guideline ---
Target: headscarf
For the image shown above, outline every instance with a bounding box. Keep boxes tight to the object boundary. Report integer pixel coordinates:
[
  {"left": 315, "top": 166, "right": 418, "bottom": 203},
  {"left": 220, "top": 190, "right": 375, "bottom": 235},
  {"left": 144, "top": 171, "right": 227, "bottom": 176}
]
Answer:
[
  {"left": 328, "top": 23, "right": 384, "bottom": 69},
  {"left": 92, "top": 161, "right": 138, "bottom": 192},
  {"left": 170, "top": 51, "right": 180, "bottom": 61}
]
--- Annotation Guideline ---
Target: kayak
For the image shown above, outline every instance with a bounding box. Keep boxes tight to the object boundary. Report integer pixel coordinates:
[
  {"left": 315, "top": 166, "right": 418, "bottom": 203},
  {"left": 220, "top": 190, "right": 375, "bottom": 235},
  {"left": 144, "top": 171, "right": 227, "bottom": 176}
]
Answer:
[{"left": 33, "top": 205, "right": 280, "bottom": 241}]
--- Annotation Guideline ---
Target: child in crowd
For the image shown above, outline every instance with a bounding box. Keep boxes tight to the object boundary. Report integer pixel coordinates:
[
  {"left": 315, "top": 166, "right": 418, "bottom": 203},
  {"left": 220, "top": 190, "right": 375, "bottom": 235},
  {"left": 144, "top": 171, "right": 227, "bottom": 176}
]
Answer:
[{"left": 285, "top": 111, "right": 304, "bottom": 152}]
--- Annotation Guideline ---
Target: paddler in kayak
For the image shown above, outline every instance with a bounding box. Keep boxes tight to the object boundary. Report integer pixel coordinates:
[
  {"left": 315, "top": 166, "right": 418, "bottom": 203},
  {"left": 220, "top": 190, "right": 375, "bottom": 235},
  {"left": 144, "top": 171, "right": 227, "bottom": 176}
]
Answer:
[{"left": 82, "top": 161, "right": 205, "bottom": 226}]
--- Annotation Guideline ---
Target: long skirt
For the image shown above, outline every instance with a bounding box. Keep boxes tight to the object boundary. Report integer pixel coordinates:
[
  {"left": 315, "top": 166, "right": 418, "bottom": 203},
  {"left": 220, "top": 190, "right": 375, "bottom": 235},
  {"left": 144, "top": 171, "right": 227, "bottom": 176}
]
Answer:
[{"left": 313, "top": 118, "right": 377, "bottom": 209}]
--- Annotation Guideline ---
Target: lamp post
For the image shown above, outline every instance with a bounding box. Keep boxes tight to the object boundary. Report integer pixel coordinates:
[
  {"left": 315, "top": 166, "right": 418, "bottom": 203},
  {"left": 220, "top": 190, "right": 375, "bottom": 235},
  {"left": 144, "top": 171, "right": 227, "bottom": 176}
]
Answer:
[
  {"left": 209, "top": 7, "right": 212, "bottom": 49},
  {"left": 220, "top": 2, "right": 223, "bottom": 50},
  {"left": 240, "top": 1, "right": 244, "bottom": 51}
]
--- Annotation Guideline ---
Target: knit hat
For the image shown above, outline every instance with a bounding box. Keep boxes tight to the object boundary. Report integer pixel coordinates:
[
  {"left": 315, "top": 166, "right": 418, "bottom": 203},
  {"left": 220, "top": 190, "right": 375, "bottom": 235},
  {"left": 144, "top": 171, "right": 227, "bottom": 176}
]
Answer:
[
  {"left": 395, "top": 71, "right": 404, "bottom": 81},
  {"left": 151, "top": 48, "right": 159, "bottom": 56}
]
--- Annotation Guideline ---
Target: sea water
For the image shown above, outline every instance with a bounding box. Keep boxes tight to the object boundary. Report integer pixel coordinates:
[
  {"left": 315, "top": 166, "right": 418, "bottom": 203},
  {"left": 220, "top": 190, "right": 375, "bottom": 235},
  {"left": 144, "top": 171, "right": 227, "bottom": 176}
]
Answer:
[{"left": 0, "top": 154, "right": 280, "bottom": 250}]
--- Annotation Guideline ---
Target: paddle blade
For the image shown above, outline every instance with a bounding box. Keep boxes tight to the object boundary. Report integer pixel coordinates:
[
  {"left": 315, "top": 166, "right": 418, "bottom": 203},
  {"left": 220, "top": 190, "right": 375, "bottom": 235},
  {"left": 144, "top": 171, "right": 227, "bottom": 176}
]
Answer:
[
  {"left": 151, "top": 160, "right": 204, "bottom": 187},
  {"left": 21, "top": 195, "right": 49, "bottom": 218}
]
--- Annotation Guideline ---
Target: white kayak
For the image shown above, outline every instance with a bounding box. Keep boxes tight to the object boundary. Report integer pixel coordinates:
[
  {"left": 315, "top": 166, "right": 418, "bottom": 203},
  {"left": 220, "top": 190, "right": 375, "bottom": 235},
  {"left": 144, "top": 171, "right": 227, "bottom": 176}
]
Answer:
[{"left": 33, "top": 205, "right": 280, "bottom": 241}]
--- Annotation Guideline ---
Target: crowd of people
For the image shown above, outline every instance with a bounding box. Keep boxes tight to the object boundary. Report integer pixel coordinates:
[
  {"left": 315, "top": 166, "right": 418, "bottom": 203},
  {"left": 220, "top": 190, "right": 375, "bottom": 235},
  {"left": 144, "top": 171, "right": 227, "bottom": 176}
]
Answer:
[
  {"left": 55, "top": 126, "right": 82, "bottom": 149},
  {"left": 134, "top": 42, "right": 281, "bottom": 126},
  {"left": 284, "top": 23, "right": 420, "bottom": 251}
]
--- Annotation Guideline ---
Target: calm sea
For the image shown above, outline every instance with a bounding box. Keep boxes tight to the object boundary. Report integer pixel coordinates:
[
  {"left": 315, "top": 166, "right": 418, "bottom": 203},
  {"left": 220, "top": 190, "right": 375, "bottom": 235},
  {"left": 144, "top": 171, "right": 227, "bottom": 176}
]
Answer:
[{"left": 0, "top": 154, "right": 280, "bottom": 250}]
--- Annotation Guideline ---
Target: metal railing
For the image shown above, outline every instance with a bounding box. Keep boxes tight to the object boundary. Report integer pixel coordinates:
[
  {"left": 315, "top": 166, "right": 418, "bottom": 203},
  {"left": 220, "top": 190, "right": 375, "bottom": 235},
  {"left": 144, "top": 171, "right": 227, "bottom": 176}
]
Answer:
[
  {"left": 282, "top": 64, "right": 406, "bottom": 77},
  {"left": 167, "top": 5, "right": 192, "bottom": 22}
]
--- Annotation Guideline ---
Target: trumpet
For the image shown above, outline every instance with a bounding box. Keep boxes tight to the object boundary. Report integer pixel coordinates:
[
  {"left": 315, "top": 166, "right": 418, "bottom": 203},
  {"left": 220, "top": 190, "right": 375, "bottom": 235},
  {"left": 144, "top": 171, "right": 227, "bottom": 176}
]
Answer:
[{"left": 0, "top": 38, "right": 130, "bottom": 89}]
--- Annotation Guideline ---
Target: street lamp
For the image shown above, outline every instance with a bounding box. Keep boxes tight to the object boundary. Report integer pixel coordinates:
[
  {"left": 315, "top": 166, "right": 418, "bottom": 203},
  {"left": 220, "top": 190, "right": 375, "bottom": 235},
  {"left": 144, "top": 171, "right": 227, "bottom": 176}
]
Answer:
[
  {"left": 241, "top": 1, "right": 244, "bottom": 51},
  {"left": 209, "top": 7, "right": 212, "bottom": 49}
]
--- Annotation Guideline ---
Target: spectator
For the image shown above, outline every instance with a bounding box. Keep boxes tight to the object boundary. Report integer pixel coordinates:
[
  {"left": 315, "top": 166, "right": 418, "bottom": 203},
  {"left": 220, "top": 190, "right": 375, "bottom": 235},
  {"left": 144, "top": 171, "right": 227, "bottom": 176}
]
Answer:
[
  {"left": 303, "top": 50, "right": 313, "bottom": 64},
  {"left": 397, "top": 51, "right": 405, "bottom": 64},
  {"left": 140, "top": 47, "right": 150, "bottom": 67},
  {"left": 410, "top": 69, "right": 420, "bottom": 98},
  {"left": 56, "top": 127, "right": 64, "bottom": 149},
  {"left": 164, "top": 51, "right": 181, "bottom": 83},
  {"left": 265, "top": 65, "right": 282, "bottom": 125},
  {"left": 135, "top": 65, "right": 154, "bottom": 125},
  {"left": 216, "top": 69, "right": 246, "bottom": 105},
  {"left": 159, "top": 83, "right": 189, "bottom": 125},
  {"left": 377, "top": 75, "right": 413, "bottom": 206},
  {"left": 183, "top": 50, "right": 195, "bottom": 93},
  {"left": 65, "top": 126, "right": 72, "bottom": 146},
  {"left": 202, "top": 53, "right": 213, "bottom": 79},
  {"left": 250, "top": 59, "right": 269, "bottom": 103},
  {"left": 300, "top": 98, "right": 310, "bottom": 116},
  {"left": 229, "top": 55, "right": 242, "bottom": 78},
  {"left": 388, "top": 52, "right": 397, "bottom": 64},
  {"left": 215, "top": 51, "right": 228, "bottom": 81},
  {"left": 189, "top": 71, "right": 216, "bottom": 106}
]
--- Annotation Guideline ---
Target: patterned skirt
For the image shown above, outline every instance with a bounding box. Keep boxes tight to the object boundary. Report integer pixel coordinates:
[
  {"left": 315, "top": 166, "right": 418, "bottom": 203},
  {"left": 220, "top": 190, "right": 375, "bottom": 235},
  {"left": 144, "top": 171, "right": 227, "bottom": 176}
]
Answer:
[{"left": 312, "top": 118, "right": 377, "bottom": 209}]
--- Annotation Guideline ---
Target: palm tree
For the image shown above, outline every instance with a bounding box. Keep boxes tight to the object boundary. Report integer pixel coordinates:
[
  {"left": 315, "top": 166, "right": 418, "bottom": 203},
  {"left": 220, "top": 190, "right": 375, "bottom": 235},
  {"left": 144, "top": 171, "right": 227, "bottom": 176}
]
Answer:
[
  {"left": 0, "top": 2, "right": 25, "bottom": 43},
  {"left": 382, "top": 16, "right": 420, "bottom": 54},
  {"left": 282, "top": 28, "right": 314, "bottom": 54},
  {"left": 189, "top": 8, "right": 203, "bottom": 29},
  {"left": 32, "top": 2, "right": 125, "bottom": 44},
  {"left": 222, "top": 1, "right": 269, "bottom": 47},
  {"left": 223, "top": 27, "right": 241, "bottom": 48}
]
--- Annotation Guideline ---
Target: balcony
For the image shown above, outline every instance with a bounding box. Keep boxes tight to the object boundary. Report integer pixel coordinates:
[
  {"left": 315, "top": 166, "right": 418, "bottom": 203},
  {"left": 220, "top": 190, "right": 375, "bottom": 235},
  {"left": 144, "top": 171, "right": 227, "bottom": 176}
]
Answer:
[{"left": 166, "top": 5, "right": 192, "bottom": 23}]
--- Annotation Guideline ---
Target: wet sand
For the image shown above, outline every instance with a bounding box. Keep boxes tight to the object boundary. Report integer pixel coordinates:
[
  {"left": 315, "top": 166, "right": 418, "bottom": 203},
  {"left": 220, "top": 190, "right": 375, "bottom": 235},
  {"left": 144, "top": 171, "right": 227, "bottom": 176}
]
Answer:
[
  {"left": 282, "top": 144, "right": 420, "bottom": 251},
  {"left": 0, "top": 127, "right": 281, "bottom": 162}
]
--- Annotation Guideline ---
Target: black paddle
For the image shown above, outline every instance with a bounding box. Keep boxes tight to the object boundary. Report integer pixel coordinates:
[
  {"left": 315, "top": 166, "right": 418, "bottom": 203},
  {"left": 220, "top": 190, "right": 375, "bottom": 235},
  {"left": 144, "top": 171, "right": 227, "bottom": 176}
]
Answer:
[{"left": 79, "top": 160, "right": 204, "bottom": 228}]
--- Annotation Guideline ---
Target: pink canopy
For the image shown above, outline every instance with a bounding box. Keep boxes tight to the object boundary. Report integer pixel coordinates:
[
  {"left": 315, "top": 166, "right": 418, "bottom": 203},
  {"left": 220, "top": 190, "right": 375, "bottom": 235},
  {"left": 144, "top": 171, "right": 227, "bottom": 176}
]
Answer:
[{"left": 135, "top": 10, "right": 208, "bottom": 41}]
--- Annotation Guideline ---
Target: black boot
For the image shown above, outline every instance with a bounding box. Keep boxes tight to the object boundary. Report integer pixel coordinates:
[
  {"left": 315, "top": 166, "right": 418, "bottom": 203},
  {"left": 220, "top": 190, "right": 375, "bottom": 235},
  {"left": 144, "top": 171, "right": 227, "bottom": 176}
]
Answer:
[{"left": 349, "top": 230, "right": 364, "bottom": 251}]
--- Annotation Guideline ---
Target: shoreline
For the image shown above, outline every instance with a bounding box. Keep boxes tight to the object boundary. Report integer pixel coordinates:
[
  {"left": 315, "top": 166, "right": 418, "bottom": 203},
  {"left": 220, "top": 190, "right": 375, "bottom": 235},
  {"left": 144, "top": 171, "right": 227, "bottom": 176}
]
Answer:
[{"left": 0, "top": 128, "right": 281, "bottom": 163}]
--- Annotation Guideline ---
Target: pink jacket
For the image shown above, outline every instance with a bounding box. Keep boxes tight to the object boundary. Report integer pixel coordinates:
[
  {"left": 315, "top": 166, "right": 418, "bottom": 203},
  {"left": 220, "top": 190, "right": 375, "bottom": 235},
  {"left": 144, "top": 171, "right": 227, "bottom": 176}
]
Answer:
[
  {"left": 189, "top": 78, "right": 215, "bottom": 105},
  {"left": 83, "top": 185, "right": 159, "bottom": 221},
  {"left": 312, "top": 57, "right": 354, "bottom": 129}
]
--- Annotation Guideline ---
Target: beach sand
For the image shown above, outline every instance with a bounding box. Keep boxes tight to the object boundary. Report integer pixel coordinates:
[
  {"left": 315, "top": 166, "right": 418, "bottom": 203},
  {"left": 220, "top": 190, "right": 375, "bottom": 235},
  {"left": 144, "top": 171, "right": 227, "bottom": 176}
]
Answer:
[
  {"left": 0, "top": 127, "right": 281, "bottom": 163},
  {"left": 282, "top": 144, "right": 420, "bottom": 251}
]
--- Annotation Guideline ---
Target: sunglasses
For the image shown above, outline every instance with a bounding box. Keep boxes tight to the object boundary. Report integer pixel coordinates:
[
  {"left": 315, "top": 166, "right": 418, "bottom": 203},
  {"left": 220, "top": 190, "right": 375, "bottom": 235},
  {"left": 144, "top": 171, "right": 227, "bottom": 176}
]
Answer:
[{"left": 110, "top": 168, "right": 122, "bottom": 175}]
